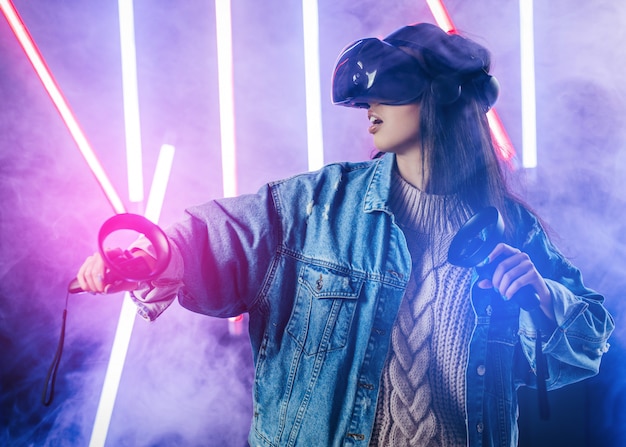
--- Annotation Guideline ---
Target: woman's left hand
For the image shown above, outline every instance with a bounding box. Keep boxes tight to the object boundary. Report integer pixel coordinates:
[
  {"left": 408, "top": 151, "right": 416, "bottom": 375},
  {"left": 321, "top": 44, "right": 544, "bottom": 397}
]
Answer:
[{"left": 477, "top": 242, "right": 555, "bottom": 320}]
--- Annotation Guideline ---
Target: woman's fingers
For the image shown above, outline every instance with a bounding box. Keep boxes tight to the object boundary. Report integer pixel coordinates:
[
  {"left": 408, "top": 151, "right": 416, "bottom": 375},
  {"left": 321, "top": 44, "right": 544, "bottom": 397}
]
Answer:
[
  {"left": 485, "top": 243, "right": 551, "bottom": 303},
  {"left": 76, "top": 252, "right": 106, "bottom": 293}
]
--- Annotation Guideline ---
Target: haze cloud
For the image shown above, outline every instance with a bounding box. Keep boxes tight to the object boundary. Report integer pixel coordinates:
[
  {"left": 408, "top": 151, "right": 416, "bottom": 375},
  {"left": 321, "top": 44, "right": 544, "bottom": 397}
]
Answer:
[{"left": 1, "top": 1, "right": 624, "bottom": 446}]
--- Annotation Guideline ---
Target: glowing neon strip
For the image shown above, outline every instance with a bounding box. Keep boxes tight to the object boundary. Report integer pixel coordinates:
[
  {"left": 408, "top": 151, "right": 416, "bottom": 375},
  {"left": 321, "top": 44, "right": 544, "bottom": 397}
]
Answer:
[
  {"left": 88, "top": 4, "right": 169, "bottom": 445},
  {"left": 214, "top": 1, "right": 242, "bottom": 329},
  {"left": 425, "top": 0, "right": 516, "bottom": 163},
  {"left": 519, "top": 0, "right": 537, "bottom": 168},
  {"left": 88, "top": 144, "right": 174, "bottom": 447},
  {"left": 118, "top": 0, "right": 145, "bottom": 202},
  {"left": 425, "top": 0, "right": 456, "bottom": 33},
  {"left": 214, "top": 0, "right": 242, "bottom": 331},
  {"left": 0, "top": 0, "right": 126, "bottom": 213},
  {"left": 144, "top": 144, "right": 176, "bottom": 222},
  {"left": 88, "top": 294, "right": 137, "bottom": 447},
  {"left": 215, "top": 0, "right": 237, "bottom": 198},
  {"left": 487, "top": 111, "right": 516, "bottom": 161},
  {"left": 302, "top": 0, "right": 324, "bottom": 171}
]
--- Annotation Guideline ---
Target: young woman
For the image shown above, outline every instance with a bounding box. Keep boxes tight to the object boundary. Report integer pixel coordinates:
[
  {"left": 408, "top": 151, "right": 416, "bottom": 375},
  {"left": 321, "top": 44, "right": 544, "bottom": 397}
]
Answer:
[{"left": 76, "top": 23, "right": 613, "bottom": 447}]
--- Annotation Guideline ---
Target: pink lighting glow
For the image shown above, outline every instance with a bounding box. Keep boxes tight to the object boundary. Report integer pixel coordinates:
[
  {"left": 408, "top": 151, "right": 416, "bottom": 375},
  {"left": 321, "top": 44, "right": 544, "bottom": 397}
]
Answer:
[
  {"left": 0, "top": 0, "right": 127, "bottom": 214},
  {"left": 425, "top": 0, "right": 456, "bottom": 33},
  {"left": 0, "top": 3, "right": 176, "bottom": 445}
]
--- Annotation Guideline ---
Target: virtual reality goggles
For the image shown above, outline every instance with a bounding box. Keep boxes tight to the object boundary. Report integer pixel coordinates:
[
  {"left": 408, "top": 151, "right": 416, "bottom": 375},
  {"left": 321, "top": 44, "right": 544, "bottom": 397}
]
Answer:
[
  {"left": 331, "top": 23, "right": 499, "bottom": 110},
  {"left": 331, "top": 38, "right": 430, "bottom": 108}
]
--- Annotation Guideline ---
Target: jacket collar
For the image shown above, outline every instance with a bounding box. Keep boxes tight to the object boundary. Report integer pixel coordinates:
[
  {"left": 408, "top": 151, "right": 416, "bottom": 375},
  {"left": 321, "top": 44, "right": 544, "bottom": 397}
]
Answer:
[{"left": 363, "top": 152, "right": 395, "bottom": 214}]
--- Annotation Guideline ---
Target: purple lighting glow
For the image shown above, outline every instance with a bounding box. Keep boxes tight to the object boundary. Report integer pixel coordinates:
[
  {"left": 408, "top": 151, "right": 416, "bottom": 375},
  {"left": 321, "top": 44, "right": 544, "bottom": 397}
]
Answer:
[{"left": 1, "top": 1, "right": 625, "bottom": 446}]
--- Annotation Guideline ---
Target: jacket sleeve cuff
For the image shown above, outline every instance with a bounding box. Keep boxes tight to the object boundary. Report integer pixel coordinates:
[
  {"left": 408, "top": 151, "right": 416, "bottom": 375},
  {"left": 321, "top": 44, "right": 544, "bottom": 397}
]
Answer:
[
  {"left": 519, "top": 279, "right": 611, "bottom": 385},
  {"left": 128, "top": 236, "right": 184, "bottom": 321},
  {"left": 520, "top": 279, "right": 587, "bottom": 338}
]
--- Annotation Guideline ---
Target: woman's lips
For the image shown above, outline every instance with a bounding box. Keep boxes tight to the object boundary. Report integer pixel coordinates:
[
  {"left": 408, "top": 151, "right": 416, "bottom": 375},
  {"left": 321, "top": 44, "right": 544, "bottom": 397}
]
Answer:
[{"left": 368, "top": 114, "right": 382, "bottom": 134}]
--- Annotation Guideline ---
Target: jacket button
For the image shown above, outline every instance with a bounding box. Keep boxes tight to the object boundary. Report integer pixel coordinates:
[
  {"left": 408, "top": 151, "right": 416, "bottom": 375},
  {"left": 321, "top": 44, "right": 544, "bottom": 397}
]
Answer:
[
  {"left": 388, "top": 270, "right": 404, "bottom": 280},
  {"left": 476, "top": 422, "right": 484, "bottom": 433},
  {"left": 316, "top": 274, "right": 323, "bottom": 291},
  {"left": 477, "top": 364, "right": 486, "bottom": 376}
]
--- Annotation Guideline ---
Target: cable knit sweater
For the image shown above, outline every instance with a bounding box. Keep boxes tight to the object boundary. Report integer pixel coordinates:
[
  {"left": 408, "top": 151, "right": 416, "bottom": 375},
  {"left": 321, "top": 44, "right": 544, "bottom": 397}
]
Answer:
[{"left": 370, "top": 171, "right": 474, "bottom": 447}]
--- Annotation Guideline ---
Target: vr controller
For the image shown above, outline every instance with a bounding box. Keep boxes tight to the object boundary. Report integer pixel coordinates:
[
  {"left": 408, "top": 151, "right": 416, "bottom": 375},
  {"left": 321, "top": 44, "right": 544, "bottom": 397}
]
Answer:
[
  {"left": 447, "top": 206, "right": 540, "bottom": 311},
  {"left": 68, "top": 213, "right": 171, "bottom": 294}
]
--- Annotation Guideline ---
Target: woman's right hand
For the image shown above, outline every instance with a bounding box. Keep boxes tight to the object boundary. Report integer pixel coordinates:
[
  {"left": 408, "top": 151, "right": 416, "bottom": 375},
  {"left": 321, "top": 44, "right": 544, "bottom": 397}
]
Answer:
[{"left": 75, "top": 251, "right": 140, "bottom": 294}]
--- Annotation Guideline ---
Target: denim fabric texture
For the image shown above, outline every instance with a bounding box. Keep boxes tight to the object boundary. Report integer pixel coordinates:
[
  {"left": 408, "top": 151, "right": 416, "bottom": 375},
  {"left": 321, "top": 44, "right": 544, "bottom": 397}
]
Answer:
[{"left": 132, "top": 153, "right": 613, "bottom": 447}]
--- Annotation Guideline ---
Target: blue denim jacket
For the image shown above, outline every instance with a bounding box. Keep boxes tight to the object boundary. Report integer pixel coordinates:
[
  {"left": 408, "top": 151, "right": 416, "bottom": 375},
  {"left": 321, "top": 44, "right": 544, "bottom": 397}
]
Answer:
[{"left": 133, "top": 153, "right": 614, "bottom": 447}]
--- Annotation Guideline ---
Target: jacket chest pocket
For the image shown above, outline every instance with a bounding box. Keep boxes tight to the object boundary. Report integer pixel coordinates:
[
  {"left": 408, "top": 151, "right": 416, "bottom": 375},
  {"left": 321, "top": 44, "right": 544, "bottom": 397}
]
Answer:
[{"left": 286, "top": 264, "right": 362, "bottom": 355}]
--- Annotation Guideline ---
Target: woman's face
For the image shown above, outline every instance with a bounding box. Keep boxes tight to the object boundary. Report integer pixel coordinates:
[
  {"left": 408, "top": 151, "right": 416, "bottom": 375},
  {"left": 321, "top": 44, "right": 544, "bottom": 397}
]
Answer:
[{"left": 367, "top": 103, "right": 421, "bottom": 155}]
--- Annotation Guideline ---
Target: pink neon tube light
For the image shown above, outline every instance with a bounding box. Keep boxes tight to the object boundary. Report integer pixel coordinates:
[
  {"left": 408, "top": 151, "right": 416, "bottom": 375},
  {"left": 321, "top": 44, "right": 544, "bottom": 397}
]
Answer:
[
  {"left": 425, "top": 0, "right": 516, "bottom": 163},
  {"left": 0, "top": 0, "right": 126, "bottom": 213}
]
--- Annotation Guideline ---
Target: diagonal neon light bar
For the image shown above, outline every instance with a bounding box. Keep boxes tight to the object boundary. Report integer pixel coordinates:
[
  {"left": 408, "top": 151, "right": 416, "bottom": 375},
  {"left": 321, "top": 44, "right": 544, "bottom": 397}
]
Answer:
[
  {"left": 0, "top": 0, "right": 127, "bottom": 214},
  {"left": 425, "top": 0, "right": 517, "bottom": 163},
  {"left": 425, "top": 0, "right": 456, "bottom": 33},
  {"left": 89, "top": 144, "right": 175, "bottom": 447}
]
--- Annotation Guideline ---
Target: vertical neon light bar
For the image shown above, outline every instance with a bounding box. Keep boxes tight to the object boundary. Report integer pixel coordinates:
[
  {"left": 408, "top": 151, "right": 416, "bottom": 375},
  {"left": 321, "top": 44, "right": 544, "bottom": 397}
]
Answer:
[
  {"left": 118, "top": 0, "right": 145, "bottom": 202},
  {"left": 215, "top": 0, "right": 242, "bottom": 333},
  {"left": 302, "top": 0, "right": 324, "bottom": 171},
  {"left": 519, "top": 0, "right": 537, "bottom": 168},
  {"left": 215, "top": 0, "right": 238, "bottom": 198},
  {"left": 425, "top": 0, "right": 516, "bottom": 163},
  {"left": 87, "top": 1, "right": 153, "bottom": 445},
  {"left": 0, "top": 0, "right": 126, "bottom": 214}
]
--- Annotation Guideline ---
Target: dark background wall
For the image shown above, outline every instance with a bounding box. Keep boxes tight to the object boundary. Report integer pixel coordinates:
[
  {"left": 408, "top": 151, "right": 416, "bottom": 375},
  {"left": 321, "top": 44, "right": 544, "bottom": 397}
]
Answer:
[{"left": 1, "top": 1, "right": 624, "bottom": 446}]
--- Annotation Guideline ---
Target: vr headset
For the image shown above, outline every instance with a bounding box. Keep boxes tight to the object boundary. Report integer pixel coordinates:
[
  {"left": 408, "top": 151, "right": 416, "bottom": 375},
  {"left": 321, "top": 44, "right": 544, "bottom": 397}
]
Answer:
[
  {"left": 331, "top": 38, "right": 430, "bottom": 108},
  {"left": 331, "top": 23, "right": 499, "bottom": 111}
]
